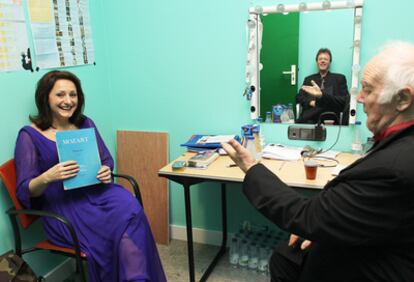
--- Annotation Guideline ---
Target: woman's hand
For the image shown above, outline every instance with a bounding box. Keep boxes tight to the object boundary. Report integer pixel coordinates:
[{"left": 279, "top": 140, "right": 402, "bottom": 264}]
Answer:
[
  {"left": 97, "top": 165, "right": 112, "bottom": 184},
  {"left": 29, "top": 160, "right": 79, "bottom": 197},
  {"left": 43, "top": 160, "right": 79, "bottom": 184}
]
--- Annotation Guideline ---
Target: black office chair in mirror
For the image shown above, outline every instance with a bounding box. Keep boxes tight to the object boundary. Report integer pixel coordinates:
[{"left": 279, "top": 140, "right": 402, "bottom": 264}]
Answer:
[{"left": 245, "top": 0, "right": 363, "bottom": 125}]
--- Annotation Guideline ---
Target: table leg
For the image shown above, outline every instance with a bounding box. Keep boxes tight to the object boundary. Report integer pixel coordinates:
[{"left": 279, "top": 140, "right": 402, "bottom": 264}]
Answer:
[
  {"left": 183, "top": 183, "right": 195, "bottom": 282},
  {"left": 199, "top": 183, "right": 228, "bottom": 281},
  {"left": 181, "top": 181, "right": 228, "bottom": 282}
]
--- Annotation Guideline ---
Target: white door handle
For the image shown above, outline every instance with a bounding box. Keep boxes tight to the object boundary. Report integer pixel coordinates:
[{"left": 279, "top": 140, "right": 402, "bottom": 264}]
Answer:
[{"left": 282, "top": 64, "right": 296, "bottom": 85}]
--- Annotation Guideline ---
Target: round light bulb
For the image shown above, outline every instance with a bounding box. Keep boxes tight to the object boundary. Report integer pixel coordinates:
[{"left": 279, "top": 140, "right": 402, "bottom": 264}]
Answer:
[
  {"left": 353, "top": 40, "right": 360, "bottom": 48},
  {"left": 354, "top": 16, "right": 362, "bottom": 24},
  {"left": 352, "top": 64, "right": 360, "bottom": 72},
  {"left": 322, "top": 1, "right": 331, "bottom": 10},
  {"left": 276, "top": 4, "right": 285, "bottom": 13},
  {"left": 298, "top": 3, "right": 307, "bottom": 12},
  {"left": 350, "top": 87, "right": 359, "bottom": 95},
  {"left": 247, "top": 19, "right": 256, "bottom": 29},
  {"left": 254, "top": 5, "right": 263, "bottom": 14},
  {"left": 346, "top": 0, "right": 355, "bottom": 8}
]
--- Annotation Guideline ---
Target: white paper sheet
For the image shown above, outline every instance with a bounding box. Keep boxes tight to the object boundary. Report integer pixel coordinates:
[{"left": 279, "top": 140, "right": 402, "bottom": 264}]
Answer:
[
  {"left": 28, "top": 0, "right": 95, "bottom": 69},
  {"left": 262, "top": 144, "right": 302, "bottom": 161},
  {"left": 0, "top": 0, "right": 30, "bottom": 72}
]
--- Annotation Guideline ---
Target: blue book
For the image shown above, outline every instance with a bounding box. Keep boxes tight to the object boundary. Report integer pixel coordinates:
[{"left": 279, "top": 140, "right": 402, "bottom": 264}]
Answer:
[
  {"left": 181, "top": 134, "right": 242, "bottom": 149},
  {"left": 56, "top": 128, "right": 102, "bottom": 190}
]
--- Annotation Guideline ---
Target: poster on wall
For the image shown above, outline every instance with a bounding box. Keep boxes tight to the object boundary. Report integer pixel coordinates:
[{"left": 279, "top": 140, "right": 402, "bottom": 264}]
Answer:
[
  {"left": 0, "top": 0, "right": 30, "bottom": 72},
  {"left": 28, "top": 0, "right": 95, "bottom": 69}
]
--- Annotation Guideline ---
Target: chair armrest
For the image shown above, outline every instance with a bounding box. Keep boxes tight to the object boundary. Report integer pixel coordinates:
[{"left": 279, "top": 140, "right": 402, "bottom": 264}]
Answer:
[
  {"left": 112, "top": 173, "right": 144, "bottom": 208},
  {"left": 6, "top": 207, "right": 82, "bottom": 260}
]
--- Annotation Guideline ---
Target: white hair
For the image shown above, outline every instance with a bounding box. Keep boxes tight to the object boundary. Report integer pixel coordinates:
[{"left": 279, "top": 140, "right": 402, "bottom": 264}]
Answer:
[{"left": 377, "top": 41, "right": 414, "bottom": 104}]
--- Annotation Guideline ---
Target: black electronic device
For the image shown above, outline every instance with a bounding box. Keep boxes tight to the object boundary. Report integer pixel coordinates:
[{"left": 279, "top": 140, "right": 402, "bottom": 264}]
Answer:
[{"left": 288, "top": 125, "right": 326, "bottom": 141}]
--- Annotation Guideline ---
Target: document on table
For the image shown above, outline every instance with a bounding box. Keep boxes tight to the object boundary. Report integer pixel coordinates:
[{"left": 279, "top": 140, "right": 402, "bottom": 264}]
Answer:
[
  {"left": 197, "top": 135, "right": 236, "bottom": 144},
  {"left": 262, "top": 144, "right": 302, "bottom": 161}
]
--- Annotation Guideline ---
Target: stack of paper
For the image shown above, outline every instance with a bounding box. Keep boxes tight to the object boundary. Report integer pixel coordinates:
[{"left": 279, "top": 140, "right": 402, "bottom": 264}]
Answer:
[
  {"left": 262, "top": 144, "right": 340, "bottom": 161},
  {"left": 262, "top": 144, "right": 302, "bottom": 161},
  {"left": 187, "top": 151, "right": 219, "bottom": 168}
]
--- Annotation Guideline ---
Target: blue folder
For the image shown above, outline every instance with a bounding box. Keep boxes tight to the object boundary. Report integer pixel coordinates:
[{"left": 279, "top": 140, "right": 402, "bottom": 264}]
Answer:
[{"left": 181, "top": 134, "right": 242, "bottom": 150}]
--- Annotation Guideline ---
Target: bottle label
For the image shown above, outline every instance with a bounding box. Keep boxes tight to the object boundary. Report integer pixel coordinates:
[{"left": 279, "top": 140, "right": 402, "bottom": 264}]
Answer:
[{"left": 352, "top": 143, "right": 363, "bottom": 151}]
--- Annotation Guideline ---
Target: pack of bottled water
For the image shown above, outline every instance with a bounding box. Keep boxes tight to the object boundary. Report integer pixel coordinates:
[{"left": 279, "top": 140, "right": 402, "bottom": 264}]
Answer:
[{"left": 228, "top": 221, "right": 289, "bottom": 275}]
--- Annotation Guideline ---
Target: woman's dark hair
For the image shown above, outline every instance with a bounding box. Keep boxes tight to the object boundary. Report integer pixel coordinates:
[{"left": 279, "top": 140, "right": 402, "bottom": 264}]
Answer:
[
  {"left": 30, "top": 70, "right": 86, "bottom": 130},
  {"left": 315, "top": 48, "right": 332, "bottom": 62}
]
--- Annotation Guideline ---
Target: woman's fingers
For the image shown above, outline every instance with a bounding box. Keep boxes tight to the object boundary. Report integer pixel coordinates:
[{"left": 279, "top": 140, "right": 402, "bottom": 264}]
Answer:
[{"left": 97, "top": 165, "right": 112, "bottom": 183}]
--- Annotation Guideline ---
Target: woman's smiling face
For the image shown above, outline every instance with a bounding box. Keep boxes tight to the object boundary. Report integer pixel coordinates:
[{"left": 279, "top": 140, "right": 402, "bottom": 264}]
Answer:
[{"left": 48, "top": 79, "right": 78, "bottom": 122}]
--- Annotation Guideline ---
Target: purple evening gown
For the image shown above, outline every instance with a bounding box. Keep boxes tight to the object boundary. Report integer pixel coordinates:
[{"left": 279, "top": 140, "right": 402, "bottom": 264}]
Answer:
[{"left": 14, "top": 117, "right": 166, "bottom": 282}]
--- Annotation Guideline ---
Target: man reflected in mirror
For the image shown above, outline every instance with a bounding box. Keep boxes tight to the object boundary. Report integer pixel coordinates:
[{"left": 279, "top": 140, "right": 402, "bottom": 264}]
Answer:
[{"left": 296, "top": 48, "right": 350, "bottom": 125}]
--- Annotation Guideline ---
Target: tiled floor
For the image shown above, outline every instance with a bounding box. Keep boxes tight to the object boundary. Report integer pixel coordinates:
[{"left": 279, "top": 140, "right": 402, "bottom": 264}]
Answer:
[{"left": 157, "top": 240, "right": 270, "bottom": 282}]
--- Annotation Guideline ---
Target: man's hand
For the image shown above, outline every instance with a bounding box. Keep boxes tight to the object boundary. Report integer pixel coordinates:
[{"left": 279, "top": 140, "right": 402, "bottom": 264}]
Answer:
[
  {"left": 309, "top": 100, "right": 316, "bottom": 107},
  {"left": 221, "top": 139, "right": 258, "bottom": 173},
  {"left": 97, "top": 165, "right": 112, "bottom": 184},
  {"left": 302, "top": 80, "right": 322, "bottom": 98},
  {"left": 288, "top": 234, "right": 312, "bottom": 250}
]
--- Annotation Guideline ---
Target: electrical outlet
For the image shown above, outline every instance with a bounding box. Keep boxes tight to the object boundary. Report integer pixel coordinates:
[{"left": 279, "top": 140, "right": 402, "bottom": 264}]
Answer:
[{"left": 288, "top": 125, "right": 326, "bottom": 141}]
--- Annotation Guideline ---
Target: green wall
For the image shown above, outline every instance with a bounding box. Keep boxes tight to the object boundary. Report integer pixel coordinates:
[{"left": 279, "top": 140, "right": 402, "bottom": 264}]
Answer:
[{"left": 1, "top": 0, "right": 414, "bottom": 276}]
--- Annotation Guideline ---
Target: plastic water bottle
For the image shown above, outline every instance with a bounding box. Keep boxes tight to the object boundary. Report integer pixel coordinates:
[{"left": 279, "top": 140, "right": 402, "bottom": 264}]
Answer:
[
  {"left": 245, "top": 136, "right": 260, "bottom": 160},
  {"left": 287, "top": 103, "right": 295, "bottom": 123},
  {"left": 229, "top": 238, "right": 240, "bottom": 267},
  {"left": 265, "top": 112, "right": 272, "bottom": 123},
  {"left": 257, "top": 245, "right": 269, "bottom": 274},
  {"left": 272, "top": 104, "right": 284, "bottom": 123},
  {"left": 352, "top": 121, "right": 363, "bottom": 155},
  {"left": 238, "top": 240, "right": 249, "bottom": 268},
  {"left": 280, "top": 106, "right": 290, "bottom": 123},
  {"left": 248, "top": 243, "right": 259, "bottom": 270}
]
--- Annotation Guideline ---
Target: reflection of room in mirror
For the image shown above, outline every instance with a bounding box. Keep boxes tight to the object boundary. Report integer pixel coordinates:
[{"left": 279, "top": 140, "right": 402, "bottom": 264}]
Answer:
[
  {"left": 260, "top": 9, "right": 353, "bottom": 124},
  {"left": 247, "top": 1, "right": 363, "bottom": 125}
]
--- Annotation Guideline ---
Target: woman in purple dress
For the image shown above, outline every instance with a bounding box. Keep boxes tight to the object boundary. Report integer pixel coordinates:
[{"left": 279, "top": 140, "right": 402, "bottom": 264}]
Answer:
[{"left": 14, "top": 70, "right": 166, "bottom": 282}]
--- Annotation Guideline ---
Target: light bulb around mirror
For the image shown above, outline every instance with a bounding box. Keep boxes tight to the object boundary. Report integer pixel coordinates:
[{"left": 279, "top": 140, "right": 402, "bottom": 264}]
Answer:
[
  {"left": 352, "top": 64, "right": 360, "bottom": 72},
  {"left": 346, "top": 0, "right": 355, "bottom": 8},
  {"left": 353, "top": 40, "right": 360, "bottom": 48},
  {"left": 276, "top": 4, "right": 285, "bottom": 13},
  {"left": 322, "top": 1, "right": 331, "bottom": 10},
  {"left": 247, "top": 19, "right": 256, "bottom": 29},
  {"left": 350, "top": 87, "right": 359, "bottom": 95},
  {"left": 354, "top": 16, "right": 362, "bottom": 24},
  {"left": 254, "top": 5, "right": 263, "bottom": 14},
  {"left": 298, "top": 2, "right": 307, "bottom": 12}
]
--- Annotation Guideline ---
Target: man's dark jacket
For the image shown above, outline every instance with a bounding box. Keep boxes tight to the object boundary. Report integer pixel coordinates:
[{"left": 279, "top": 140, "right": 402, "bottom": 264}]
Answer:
[
  {"left": 244, "top": 124, "right": 414, "bottom": 281},
  {"left": 296, "top": 72, "right": 350, "bottom": 125}
]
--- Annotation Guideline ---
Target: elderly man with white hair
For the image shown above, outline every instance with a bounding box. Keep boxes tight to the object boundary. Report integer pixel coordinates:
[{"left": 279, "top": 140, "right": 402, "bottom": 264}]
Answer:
[{"left": 222, "top": 41, "right": 414, "bottom": 282}]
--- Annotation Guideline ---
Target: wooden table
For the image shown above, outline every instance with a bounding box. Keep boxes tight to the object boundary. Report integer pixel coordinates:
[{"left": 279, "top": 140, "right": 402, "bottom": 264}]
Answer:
[{"left": 158, "top": 152, "right": 359, "bottom": 282}]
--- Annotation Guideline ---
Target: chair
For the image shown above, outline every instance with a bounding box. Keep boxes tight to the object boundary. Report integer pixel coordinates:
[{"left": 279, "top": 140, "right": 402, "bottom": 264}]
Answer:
[{"left": 0, "top": 159, "right": 143, "bottom": 282}]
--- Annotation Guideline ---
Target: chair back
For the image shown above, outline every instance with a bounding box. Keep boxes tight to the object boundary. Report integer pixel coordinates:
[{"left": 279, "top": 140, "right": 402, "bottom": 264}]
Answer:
[{"left": 0, "top": 159, "right": 37, "bottom": 229}]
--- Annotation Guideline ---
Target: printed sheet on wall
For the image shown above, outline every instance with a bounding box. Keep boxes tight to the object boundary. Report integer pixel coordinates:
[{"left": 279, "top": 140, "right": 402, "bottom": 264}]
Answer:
[
  {"left": 0, "top": 0, "right": 30, "bottom": 72},
  {"left": 28, "top": 0, "right": 95, "bottom": 69}
]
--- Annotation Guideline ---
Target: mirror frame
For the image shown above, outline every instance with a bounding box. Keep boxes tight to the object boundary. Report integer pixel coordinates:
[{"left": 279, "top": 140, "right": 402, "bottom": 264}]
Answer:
[{"left": 246, "top": 0, "right": 364, "bottom": 124}]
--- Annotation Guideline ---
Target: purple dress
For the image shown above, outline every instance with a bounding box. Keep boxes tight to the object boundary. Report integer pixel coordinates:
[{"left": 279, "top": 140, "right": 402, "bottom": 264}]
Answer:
[{"left": 14, "top": 117, "right": 166, "bottom": 282}]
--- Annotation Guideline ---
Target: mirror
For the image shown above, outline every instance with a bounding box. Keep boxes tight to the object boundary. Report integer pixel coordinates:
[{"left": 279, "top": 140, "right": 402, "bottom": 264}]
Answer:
[{"left": 246, "top": 1, "right": 363, "bottom": 125}]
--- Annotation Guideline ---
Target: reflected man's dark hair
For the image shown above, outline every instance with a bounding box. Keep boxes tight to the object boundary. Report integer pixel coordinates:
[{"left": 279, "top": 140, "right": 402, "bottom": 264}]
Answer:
[
  {"left": 30, "top": 70, "right": 85, "bottom": 130},
  {"left": 315, "top": 48, "right": 332, "bottom": 62}
]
